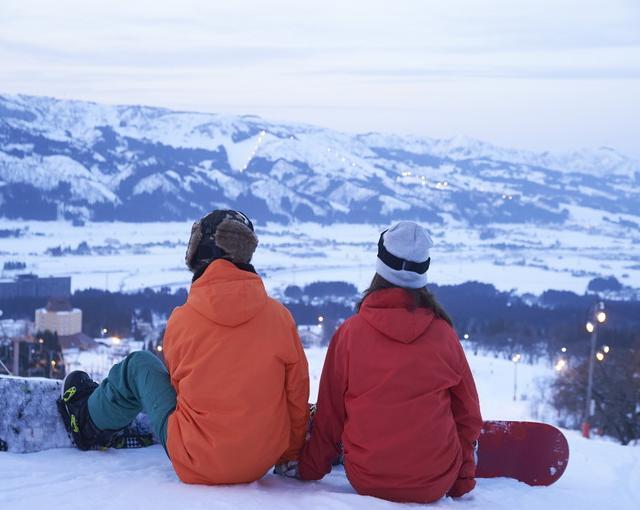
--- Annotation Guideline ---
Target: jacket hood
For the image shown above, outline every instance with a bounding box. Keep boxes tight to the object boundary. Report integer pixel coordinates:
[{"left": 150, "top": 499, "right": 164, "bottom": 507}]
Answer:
[
  {"left": 359, "top": 288, "right": 435, "bottom": 344},
  {"left": 186, "top": 259, "right": 267, "bottom": 327}
]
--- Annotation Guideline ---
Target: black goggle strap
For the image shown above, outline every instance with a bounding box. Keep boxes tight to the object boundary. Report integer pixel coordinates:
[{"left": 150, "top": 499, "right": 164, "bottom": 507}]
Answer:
[
  {"left": 204, "top": 211, "right": 253, "bottom": 234},
  {"left": 233, "top": 210, "right": 253, "bottom": 229},
  {"left": 377, "top": 230, "right": 430, "bottom": 274}
]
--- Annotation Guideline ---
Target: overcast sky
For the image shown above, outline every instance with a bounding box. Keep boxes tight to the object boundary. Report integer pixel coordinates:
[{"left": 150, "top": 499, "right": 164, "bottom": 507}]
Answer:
[{"left": 1, "top": 0, "right": 639, "bottom": 157}]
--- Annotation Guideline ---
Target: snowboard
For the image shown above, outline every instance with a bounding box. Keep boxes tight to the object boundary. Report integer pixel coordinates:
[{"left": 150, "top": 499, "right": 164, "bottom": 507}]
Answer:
[
  {"left": 475, "top": 420, "right": 569, "bottom": 486},
  {"left": 0, "top": 375, "right": 155, "bottom": 453}
]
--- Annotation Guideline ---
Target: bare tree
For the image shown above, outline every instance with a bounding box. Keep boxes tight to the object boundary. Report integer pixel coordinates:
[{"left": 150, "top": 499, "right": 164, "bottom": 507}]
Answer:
[{"left": 551, "top": 341, "right": 640, "bottom": 445}]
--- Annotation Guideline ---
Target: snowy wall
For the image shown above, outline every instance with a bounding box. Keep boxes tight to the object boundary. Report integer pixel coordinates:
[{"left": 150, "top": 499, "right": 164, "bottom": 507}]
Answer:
[
  {"left": 0, "top": 375, "right": 153, "bottom": 453},
  {"left": 0, "top": 375, "right": 71, "bottom": 453}
]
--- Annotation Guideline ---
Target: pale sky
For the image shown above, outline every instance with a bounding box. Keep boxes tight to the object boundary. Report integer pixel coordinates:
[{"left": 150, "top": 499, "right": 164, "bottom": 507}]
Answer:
[{"left": 1, "top": 0, "right": 639, "bottom": 157}]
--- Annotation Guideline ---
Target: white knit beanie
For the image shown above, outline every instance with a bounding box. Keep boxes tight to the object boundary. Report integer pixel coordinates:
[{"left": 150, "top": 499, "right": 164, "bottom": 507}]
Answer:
[{"left": 375, "top": 221, "right": 433, "bottom": 289}]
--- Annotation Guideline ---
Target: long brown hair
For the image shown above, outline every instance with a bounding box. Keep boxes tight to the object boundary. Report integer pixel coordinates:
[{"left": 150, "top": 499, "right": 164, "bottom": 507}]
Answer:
[{"left": 356, "top": 273, "right": 453, "bottom": 327}]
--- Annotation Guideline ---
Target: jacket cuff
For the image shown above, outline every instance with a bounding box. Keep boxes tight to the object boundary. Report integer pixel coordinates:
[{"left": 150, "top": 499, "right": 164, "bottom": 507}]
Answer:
[
  {"left": 447, "top": 477, "right": 476, "bottom": 498},
  {"left": 297, "top": 461, "right": 326, "bottom": 481}
]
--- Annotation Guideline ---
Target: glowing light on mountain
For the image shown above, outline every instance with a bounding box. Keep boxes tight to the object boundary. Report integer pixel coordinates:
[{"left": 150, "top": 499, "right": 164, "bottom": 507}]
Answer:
[{"left": 239, "top": 132, "right": 268, "bottom": 172}]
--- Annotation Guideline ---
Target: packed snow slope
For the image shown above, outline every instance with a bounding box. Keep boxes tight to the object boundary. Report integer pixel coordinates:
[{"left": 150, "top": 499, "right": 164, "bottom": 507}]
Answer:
[{"left": 0, "top": 348, "right": 638, "bottom": 510}]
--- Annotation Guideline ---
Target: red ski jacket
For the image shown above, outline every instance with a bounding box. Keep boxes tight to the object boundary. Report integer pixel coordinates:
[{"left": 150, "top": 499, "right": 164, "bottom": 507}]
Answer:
[{"left": 298, "top": 288, "right": 482, "bottom": 503}]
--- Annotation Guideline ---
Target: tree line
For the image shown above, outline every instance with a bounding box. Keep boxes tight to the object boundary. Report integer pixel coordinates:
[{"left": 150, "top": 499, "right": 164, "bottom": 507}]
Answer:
[{"left": 1, "top": 279, "right": 638, "bottom": 444}]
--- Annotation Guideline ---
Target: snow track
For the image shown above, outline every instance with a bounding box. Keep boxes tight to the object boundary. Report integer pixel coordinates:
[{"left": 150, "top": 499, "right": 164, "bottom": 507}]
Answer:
[
  {"left": 0, "top": 349, "right": 638, "bottom": 509},
  {"left": 1, "top": 436, "right": 638, "bottom": 510}
]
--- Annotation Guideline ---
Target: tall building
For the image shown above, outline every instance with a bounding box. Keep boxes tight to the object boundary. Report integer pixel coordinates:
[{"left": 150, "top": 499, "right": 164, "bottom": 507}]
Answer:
[
  {"left": 35, "top": 298, "right": 82, "bottom": 336},
  {"left": 0, "top": 274, "right": 71, "bottom": 299},
  {"left": 34, "top": 298, "right": 95, "bottom": 350}
]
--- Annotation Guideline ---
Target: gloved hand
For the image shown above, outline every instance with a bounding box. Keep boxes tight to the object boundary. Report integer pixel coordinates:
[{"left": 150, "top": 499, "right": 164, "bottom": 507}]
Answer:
[
  {"left": 273, "top": 460, "right": 300, "bottom": 479},
  {"left": 447, "top": 477, "right": 476, "bottom": 498}
]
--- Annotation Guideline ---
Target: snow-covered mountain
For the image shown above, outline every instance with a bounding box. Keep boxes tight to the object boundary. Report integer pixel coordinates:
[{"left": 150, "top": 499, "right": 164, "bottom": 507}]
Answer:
[{"left": 0, "top": 93, "right": 638, "bottom": 225}]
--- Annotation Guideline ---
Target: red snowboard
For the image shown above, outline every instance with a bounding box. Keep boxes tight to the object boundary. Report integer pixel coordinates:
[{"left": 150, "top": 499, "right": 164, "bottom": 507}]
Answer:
[{"left": 476, "top": 421, "right": 569, "bottom": 486}]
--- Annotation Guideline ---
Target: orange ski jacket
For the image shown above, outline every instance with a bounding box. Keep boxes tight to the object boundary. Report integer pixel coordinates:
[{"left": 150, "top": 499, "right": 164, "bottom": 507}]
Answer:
[
  {"left": 163, "top": 259, "right": 309, "bottom": 484},
  {"left": 298, "top": 287, "right": 482, "bottom": 503}
]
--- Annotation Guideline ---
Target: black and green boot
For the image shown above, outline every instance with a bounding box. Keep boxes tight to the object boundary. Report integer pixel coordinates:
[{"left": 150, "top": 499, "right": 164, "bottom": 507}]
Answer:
[{"left": 57, "top": 371, "right": 117, "bottom": 450}]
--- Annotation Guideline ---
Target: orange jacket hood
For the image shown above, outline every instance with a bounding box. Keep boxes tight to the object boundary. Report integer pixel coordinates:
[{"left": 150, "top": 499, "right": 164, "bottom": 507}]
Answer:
[{"left": 187, "top": 260, "right": 267, "bottom": 327}]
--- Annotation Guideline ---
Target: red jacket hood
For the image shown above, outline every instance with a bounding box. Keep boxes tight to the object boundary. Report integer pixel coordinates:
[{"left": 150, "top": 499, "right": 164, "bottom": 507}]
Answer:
[
  {"left": 359, "top": 288, "right": 435, "bottom": 344},
  {"left": 187, "top": 259, "right": 268, "bottom": 327}
]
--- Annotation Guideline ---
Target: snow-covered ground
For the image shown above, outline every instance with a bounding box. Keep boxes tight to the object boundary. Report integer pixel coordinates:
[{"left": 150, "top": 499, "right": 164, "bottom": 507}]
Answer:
[
  {"left": 2, "top": 217, "right": 639, "bottom": 296},
  {"left": 63, "top": 341, "right": 145, "bottom": 383},
  {"left": 0, "top": 346, "right": 638, "bottom": 510}
]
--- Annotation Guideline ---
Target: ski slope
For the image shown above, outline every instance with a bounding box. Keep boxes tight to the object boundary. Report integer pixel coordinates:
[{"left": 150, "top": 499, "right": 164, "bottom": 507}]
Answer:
[{"left": 0, "top": 348, "right": 638, "bottom": 510}]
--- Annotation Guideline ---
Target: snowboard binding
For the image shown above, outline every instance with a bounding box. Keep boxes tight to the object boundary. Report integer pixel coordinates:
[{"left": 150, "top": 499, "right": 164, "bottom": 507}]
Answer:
[
  {"left": 57, "top": 371, "right": 116, "bottom": 451},
  {"left": 57, "top": 371, "right": 159, "bottom": 452}
]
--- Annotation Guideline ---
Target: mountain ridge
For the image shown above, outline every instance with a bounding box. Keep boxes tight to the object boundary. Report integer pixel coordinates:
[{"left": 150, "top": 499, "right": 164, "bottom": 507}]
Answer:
[{"left": 0, "top": 93, "right": 638, "bottom": 225}]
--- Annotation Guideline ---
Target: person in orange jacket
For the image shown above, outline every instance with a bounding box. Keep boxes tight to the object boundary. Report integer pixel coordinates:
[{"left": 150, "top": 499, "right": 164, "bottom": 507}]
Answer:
[
  {"left": 286, "top": 221, "right": 482, "bottom": 503},
  {"left": 59, "top": 209, "right": 310, "bottom": 485}
]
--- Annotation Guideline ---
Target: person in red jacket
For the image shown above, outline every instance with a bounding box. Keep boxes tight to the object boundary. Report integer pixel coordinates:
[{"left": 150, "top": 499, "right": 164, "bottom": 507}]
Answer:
[{"left": 293, "top": 221, "right": 482, "bottom": 503}]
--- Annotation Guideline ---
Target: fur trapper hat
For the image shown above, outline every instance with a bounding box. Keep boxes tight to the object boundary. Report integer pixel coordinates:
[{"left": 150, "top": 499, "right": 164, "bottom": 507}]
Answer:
[{"left": 185, "top": 210, "right": 258, "bottom": 273}]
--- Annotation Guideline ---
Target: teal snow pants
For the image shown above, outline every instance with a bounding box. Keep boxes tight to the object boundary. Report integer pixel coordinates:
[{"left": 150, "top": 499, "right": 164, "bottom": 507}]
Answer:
[{"left": 87, "top": 350, "right": 177, "bottom": 448}]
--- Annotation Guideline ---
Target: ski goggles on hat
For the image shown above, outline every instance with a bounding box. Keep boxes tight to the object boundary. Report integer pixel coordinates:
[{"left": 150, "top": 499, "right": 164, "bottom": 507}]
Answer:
[{"left": 377, "top": 230, "right": 431, "bottom": 274}]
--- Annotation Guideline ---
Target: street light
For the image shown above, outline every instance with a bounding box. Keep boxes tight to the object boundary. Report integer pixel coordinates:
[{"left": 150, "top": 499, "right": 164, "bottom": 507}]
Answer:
[
  {"left": 512, "top": 353, "right": 521, "bottom": 401},
  {"left": 582, "top": 301, "right": 606, "bottom": 439},
  {"left": 555, "top": 358, "right": 567, "bottom": 372}
]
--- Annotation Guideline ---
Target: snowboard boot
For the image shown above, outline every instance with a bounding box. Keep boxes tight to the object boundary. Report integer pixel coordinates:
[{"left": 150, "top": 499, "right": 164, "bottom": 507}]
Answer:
[{"left": 57, "top": 371, "right": 118, "bottom": 451}]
